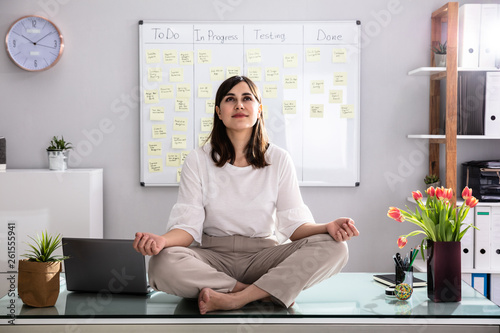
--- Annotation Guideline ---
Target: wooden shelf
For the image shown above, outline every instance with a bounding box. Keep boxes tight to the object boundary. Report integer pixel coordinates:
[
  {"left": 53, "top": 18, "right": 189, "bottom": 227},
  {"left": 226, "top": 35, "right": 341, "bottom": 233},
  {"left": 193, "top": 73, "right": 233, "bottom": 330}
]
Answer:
[
  {"left": 408, "top": 67, "right": 500, "bottom": 76},
  {"left": 413, "top": 259, "right": 500, "bottom": 274},
  {"left": 408, "top": 134, "right": 500, "bottom": 140}
]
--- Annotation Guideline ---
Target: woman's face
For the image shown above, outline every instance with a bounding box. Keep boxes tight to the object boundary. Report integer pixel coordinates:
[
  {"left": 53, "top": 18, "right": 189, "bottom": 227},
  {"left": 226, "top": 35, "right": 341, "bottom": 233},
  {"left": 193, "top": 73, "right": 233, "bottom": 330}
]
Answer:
[{"left": 216, "top": 81, "right": 262, "bottom": 135}]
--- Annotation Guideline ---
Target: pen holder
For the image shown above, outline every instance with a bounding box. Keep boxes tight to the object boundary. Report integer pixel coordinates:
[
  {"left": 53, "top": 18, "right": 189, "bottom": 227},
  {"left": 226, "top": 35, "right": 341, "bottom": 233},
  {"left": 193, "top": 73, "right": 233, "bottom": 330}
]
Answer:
[{"left": 395, "top": 265, "right": 413, "bottom": 288}]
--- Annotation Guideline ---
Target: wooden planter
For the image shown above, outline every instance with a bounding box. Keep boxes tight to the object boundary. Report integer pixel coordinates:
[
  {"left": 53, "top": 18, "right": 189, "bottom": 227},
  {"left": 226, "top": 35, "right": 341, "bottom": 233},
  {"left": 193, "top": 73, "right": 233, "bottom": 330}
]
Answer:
[{"left": 18, "top": 259, "right": 62, "bottom": 307}]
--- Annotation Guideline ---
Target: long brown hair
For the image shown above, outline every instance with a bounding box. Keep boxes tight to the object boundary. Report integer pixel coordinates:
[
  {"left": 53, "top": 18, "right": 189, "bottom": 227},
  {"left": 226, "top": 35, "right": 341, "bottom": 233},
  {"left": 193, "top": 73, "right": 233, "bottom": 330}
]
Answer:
[{"left": 209, "top": 76, "right": 269, "bottom": 168}]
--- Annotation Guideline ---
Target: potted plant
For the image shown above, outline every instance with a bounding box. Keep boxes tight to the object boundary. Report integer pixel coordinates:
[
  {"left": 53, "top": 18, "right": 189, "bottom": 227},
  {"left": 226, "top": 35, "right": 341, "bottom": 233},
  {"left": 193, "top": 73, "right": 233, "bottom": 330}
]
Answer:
[
  {"left": 18, "top": 231, "right": 68, "bottom": 307},
  {"left": 424, "top": 174, "right": 440, "bottom": 189},
  {"left": 432, "top": 41, "right": 447, "bottom": 67},
  {"left": 47, "top": 136, "right": 72, "bottom": 171}
]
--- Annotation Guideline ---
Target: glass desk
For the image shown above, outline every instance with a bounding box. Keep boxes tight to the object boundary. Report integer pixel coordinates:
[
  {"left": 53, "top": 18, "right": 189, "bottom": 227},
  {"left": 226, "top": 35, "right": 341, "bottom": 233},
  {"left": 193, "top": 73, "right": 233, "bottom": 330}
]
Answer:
[{"left": 1, "top": 273, "right": 499, "bottom": 332}]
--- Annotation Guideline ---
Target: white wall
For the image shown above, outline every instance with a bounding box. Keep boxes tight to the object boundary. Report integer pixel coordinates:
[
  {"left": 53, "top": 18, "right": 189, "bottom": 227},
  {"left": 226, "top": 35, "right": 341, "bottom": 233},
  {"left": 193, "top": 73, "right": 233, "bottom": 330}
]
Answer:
[{"left": 1, "top": 0, "right": 499, "bottom": 272}]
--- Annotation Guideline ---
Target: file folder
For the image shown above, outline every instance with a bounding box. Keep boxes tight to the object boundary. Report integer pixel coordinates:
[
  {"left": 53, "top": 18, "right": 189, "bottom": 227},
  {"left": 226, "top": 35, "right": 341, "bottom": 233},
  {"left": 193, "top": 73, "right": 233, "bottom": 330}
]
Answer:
[
  {"left": 491, "top": 207, "right": 500, "bottom": 270},
  {"left": 472, "top": 273, "right": 489, "bottom": 298},
  {"left": 479, "top": 4, "right": 498, "bottom": 68},
  {"left": 475, "top": 206, "right": 491, "bottom": 270},
  {"left": 490, "top": 274, "right": 500, "bottom": 306},
  {"left": 461, "top": 209, "right": 474, "bottom": 269},
  {"left": 459, "top": 4, "right": 481, "bottom": 68},
  {"left": 485, "top": 72, "right": 500, "bottom": 137}
]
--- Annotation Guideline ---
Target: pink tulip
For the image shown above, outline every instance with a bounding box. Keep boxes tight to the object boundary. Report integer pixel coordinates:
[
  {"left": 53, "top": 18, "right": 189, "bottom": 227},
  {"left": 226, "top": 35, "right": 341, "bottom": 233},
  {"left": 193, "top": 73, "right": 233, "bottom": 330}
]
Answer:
[
  {"left": 387, "top": 207, "right": 404, "bottom": 222},
  {"left": 436, "top": 187, "right": 445, "bottom": 200},
  {"left": 426, "top": 186, "right": 435, "bottom": 197},
  {"left": 412, "top": 190, "right": 423, "bottom": 202},
  {"left": 443, "top": 188, "right": 453, "bottom": 201},
  {"left": 397, "top": 236, "right": 408, "bottom": 249},
  {"left": 462, "top": 186, "right": 473, "bottom": 200},
  {"left": 466, "top": 196, "right": 478, "bottom": 208}
]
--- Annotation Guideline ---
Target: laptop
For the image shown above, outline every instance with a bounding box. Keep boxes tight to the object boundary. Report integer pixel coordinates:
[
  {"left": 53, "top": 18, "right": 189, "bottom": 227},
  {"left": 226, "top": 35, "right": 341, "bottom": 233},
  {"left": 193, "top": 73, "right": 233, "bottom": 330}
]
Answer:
[{"left": 62, "top": 238, "right": 153, "bottom": 294}]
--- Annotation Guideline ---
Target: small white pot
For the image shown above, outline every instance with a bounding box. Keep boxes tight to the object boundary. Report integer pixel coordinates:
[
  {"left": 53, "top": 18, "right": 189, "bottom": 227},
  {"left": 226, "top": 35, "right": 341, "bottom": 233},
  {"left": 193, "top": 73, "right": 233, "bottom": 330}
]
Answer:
[
  {"left": 47, "top": 150, "right": 70, "bottom": 171},
  {"left": 434, "top": 54, "right": 446, "bottom": 67}
]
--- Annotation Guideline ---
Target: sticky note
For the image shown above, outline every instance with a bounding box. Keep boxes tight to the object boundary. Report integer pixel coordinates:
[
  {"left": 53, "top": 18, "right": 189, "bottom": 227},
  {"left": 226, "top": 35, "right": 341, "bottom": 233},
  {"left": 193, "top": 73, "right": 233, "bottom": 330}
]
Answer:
[
  {"left": 329, "top": 90, "right": 343, "bottom": 103},
  {"left": 283, "top": 100, "right": 297, "bottom": 114},
  {"left": 166, "top": 153, "right": 181, "bottom": 167},
  {"left": 201, "top": 117, "right": 214, "bottom": 132},
  {"left": 227, "top": 67, "right": 241, "bottom": 77},
  {"left": 148, "top": 68, "right": 162, "bottom": 82},
  {"left": 177, "top": 84, "right": 191, "bottom": 98},
  {"left": 310, "top": 104, "right": 324, "bottom": 118},
  {"left": 179, "top": 51, "right": 193, "bottom": 65},
  {"left": 144, "top": 90, "right": 159, "bottom": 104},
  {"left": 173, "top": 117, "right": 188, "bottom": 131},
  {"left": 306, "top": 48, "right": 321, "bottom": 62},
  {"left": 198, "top": 50, "right": 212, "bottom": 64},
  {"left": 148, "top": 142, "right": 162, "bottom": 155},
  {"left": 150, "top": 107, "right": 164, "bottom": 121},
  {"left": 263, "top": 84, "right": 278, "bottom": 98},
  {"left": 177, "top": 168, "right": 182, "bottom": 182},
  {"left": 262, "top": 105, "right": 269, "bottom": 119},
  {"left": 172, "top": 135, "right": 187, "bottom": 149},
  {"left": 284, "top": 53, "right": 298, "bottom": 68},
  {"left": 146, "top": 49, "right": 160, "bottom": 63},
  {"left": 334, "top": 72, "right": 347, "bottom": 86},
  {"left": 284, "top": 75, "right": 298, "bottom": 89},
  {"left": 148, "top": 159, "right": 163, "bottom": 173},
  {"left": 332, "top": 48, "right": 347, "bottom": 63},
  {"left": 175, "top": 98, "right": 189, "bottom": 112},
  {"left": 198, "top": 84, "right": 213, "bottom": 98},
  {"left": 246, "top": 49, "right": 262, "bottom": 63},
  {"left": 170, "top": 68, "right": 184, "bottom": 82},
  {"left": 206, "top": 100, "right": 215, "bottom": 113},
  {"left": 181, "top": 151, "right": 190, "bottom": 164},
  {"left": 159, "top": 85, "right": 174, "bottom": 99},
  {"left": 310, "top": 80, "right": 324, "bottom": 94},
  {"left": 199, "top": 133, "right": 210, "bottom": 147},
  {"left": 265, "top": 67, "right": 280, "bottom": 82},
  {"left": 152, "top": 124, "right": 167, "bottom": 138},
  {"left": 340, "top": 105, "right": 355, "bottom": 118},
  {"left": 163, "top": 50, "right": 177, "bottom": 64},
  {"left": 247, "top": 67, "right": 262, "bottom": 81},
  {"left": 210, "top": 67, "right": 225, "bottom": 81}
]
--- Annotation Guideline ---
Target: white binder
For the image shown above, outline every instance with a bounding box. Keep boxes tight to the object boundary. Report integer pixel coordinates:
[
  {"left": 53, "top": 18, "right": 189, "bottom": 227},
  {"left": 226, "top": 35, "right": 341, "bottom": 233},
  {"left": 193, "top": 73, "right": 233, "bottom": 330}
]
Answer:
[
  {"left": 479, "top": 4, "right": 498, "bottom": 68},
  {"left": 458, "top": 4, "right": 481, "bottom": 68},
  {"left": 474, "top": 206, "right": 491, "bottom": 270},
  {"left": 485, "top": 72, "right": 500, "bottom": 137},
  {"left": 461, "top": 209, "right": 474, "bottom": 269},
  {"left": 491, "top": 207, "right": 500, "bottom": 270}
]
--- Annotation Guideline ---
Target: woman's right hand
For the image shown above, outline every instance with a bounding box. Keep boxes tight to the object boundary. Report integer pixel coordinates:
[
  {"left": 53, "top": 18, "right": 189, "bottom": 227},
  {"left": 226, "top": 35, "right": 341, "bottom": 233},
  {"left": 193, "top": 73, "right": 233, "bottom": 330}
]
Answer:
[{"left": 133, "top": 232, "right": 167, "bottom": 256}]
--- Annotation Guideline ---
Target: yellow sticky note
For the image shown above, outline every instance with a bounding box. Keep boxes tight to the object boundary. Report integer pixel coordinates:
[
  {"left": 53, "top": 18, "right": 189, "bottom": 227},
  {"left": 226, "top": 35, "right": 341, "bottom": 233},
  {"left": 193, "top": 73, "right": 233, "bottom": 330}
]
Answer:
[
  {"left": 210, "top": 67, "right": 225, "bottom": 81},
  {"left": 262, "top": 105, "right": 269, "bottom": 119},
  {"left": 198, "top": 84, "right": 213, "bottom": 98},
  {"left": 181, "top": 151, "right": 190, "bottom": 164},
  {"left": 172, "top": 135, "right": 187, "bottom": 149},
  {"left": 329, "top": 90, "right": 343, "bottom": 103},
  {"left": 283, "top": 53, "right": 298, "bottom": 68},
  {"left": 206, "top": 100, "right": 215, "bottom": 113},
  {"left": 198, "top": 50, "right": 212, "bottom": 64},
  {"left": 152, "top": 124, "right": 167, "bottom": 138},
  {"left": 201, "top": 117, "right": 213, "bottom": 132},
  {"left": 148, "top": 159, "right": 163, "bottom": 173},
  {"left": 246, "top": 49, "right": 262, "bottom": 63},
  {"left": 247, "top": 67, "right": 262, "bottom": 81},
  {"left": 148, "top": 68, "right": 162, "bottom": 82},
  {"left": 263, "top": 84, "right": 278, "bottom": 98},
  {"left": 173, "top": 117, "right": 188, "bottom": 131},
  {"left": 163, "top": 50, "right": 177, "bottom": 64},
  {"left": 334, "top": 72, "right": 348, "bottom": 86},
  {"left": 310, "top": 104, "right": 324, "bottom": 118},
  {"left": 146, "top": 49, "right": 160, "bottom": 64},
  {"left": 159, "top": 85, "right": 174, "bottom": 99},
  {"left": 284, "top": 75, "right": 298, "bottom": 89},
  {"left": 340, "top": 105, "right": 355, "bottom": 118},
  {"left": 227, "top": 67, "right": 241, "bottom": 77},
  {"left": 199, "top": 133, "right": 210, "bottom": 147},
  {"left": 179, "top": 51, "right": 193, "bottom": 65},
  {"left": 306, "top": 48, "right": 321, "bottom": 62},
  {"left": 175, "top": 98, "right": 189, "bottom": 112},
  {"left": 148, "top": 142, "right": 162, "bottom": 155},
  {"left": 177, "top": 84, "right": 191, "bottom": 98},
  {"left": 170, "top": 68, "right": 184, "bottom": 82},
  {"left": 332, "top": 48, "right": 347, "bottom": 63},
  {"left": 166, "top": 153, "right": 181, "bottom": 167},
  {"left": 144, "top": 90, "right": 159, "bottom": 104},
  {"left": 177, "top": 168, "right": 182, "bottom": 182},
  {"left": 265, "top": 67, "right": 280, "bottom": 82},
  {"left": 310, "top": 80, "right": 324, "bottom": 94},
  {"left": 283, "top": 100, "right": 297, "bottom": 114},
  {"left": 150, "top": 107, "right": 164, "bottom": 121}
]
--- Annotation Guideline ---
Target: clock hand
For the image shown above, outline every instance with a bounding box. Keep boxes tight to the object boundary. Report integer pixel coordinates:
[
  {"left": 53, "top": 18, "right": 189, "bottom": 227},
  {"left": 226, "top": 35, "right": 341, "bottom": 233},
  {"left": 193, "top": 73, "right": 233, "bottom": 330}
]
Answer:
[
  {"left": 34, "top": 31, "right": 55, "bottom": 44},
  {"left": 36, "top": 43, "right": 57, "bottom": 49},
  {"left": 20, "top": 34, "right": 36, "bottom": 45}
]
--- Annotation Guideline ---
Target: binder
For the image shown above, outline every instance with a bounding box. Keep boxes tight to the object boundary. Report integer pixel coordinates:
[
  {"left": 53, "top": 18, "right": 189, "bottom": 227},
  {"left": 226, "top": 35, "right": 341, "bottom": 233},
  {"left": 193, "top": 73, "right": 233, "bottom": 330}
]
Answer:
[
  {"left": 491, "top": 207, "right": 500, "bottom": 270},
  {"left": 461, "top": 209, "right": 474, "bottom": 269},
  {"left": 472, "top": 273, "right": 489, "bottom": 297},
  {"left": 475, "top": 206, "right": 491, "bottom": 270},
  {"left": 491, "top": 274, "right": 500, "bottom": 306},
  {"left": 479, "top": 4, "right": 498, "bottom": 68},
  {"left": 458, "top": 4, "right": 481, "bottom": 68},
  {"left": 457, "top": 72, "right": 485, "bottom": 135},
  {"left": 485, "top": 72, "right": 500, "bottom": 137}
]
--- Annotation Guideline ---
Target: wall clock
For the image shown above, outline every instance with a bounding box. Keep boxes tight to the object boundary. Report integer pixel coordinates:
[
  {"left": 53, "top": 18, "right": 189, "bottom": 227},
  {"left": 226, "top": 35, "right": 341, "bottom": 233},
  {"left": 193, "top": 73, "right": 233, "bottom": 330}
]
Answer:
[{"left": 5, "top": 15, "right": 64, "bottom": 71}]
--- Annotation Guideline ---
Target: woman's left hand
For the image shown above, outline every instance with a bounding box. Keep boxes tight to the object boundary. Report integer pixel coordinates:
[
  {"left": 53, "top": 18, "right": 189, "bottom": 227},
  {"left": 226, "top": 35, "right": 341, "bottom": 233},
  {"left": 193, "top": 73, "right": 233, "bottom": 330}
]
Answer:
[{"left": 326, "top": 218, "right": 359, "bottom": 242}]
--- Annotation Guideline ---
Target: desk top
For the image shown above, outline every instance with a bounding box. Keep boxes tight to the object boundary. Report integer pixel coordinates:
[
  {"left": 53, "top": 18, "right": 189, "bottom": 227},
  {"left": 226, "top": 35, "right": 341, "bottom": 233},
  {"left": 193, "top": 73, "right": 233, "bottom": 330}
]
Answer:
[{"left": 1, "top": 273, "right": 499, "bottom": 325}]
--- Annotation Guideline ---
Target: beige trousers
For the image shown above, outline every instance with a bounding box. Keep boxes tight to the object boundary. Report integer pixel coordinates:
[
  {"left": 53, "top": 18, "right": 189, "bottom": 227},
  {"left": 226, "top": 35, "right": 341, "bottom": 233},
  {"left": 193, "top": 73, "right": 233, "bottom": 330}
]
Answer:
[{"left": 148, "top": 233, "right": 348, "bottom": 308}]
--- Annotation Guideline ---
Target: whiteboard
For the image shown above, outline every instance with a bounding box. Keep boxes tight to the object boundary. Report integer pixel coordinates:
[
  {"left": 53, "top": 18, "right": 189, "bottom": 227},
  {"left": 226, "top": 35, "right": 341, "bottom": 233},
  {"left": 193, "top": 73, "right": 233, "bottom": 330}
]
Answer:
[{"left": 139, "top": 21, "right": 361, "bottom": 186}]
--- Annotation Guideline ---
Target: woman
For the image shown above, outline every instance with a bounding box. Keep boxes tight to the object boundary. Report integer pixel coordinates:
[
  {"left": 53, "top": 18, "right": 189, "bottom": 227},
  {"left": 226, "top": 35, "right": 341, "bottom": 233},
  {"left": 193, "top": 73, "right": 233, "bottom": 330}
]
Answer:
[{"left": 134, "top": 75, "right": 359, "bottom": 314}]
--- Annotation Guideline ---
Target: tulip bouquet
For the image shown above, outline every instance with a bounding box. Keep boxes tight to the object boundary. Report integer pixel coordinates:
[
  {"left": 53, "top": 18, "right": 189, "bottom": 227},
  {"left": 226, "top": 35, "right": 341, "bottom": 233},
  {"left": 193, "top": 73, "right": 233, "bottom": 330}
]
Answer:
[{"left": 387, "top": 186, "right": 479, "bottom": 250}]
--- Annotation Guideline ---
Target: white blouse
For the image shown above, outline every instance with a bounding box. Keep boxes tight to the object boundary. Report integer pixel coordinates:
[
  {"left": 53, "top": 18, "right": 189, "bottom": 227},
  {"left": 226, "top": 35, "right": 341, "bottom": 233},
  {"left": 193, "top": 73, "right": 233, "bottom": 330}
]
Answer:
[{"left": 166, "top": 143, "right": 315, "bottom": 244}]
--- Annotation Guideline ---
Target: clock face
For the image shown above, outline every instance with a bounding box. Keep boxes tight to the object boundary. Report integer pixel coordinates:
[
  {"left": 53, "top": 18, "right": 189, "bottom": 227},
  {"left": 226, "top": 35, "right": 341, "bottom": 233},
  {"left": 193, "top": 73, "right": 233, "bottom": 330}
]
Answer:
[{"left": 5, "top": 15, "right": 64, "bottom": 71}]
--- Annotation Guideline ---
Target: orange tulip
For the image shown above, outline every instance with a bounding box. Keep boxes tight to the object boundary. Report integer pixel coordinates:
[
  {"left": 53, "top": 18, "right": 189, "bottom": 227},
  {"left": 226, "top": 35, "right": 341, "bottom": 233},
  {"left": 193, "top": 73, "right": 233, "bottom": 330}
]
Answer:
[
  {"left": 466, "top": 196, "right": 479, "bottom": 208},
  {"left": 443, "top": 188, "right": 453, "bottom": 201},
  {"left": 412, "top": 190, "right": 423, "bottom": 202},
  {"left": 388, "top": 207, "right": 404, "bottom": 222},
  {"left": 397, "top": 236, "right": 408, "bottom": 249},
  {"left": 462, "top": 186, "right": 473, "bottom": 200},
  {"left": 426, "top": 186, "right": 435, "bottom": 197},
  {"left": 435, "top": 186, "right": 444, "bottom": 200}
]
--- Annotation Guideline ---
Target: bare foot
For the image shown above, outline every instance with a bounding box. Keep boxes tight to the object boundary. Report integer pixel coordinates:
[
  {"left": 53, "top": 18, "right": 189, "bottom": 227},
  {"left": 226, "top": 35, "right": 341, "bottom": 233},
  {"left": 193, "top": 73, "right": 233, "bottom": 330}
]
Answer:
[{"left": 198, "top": 288, "right": 240, "bottom": 314}]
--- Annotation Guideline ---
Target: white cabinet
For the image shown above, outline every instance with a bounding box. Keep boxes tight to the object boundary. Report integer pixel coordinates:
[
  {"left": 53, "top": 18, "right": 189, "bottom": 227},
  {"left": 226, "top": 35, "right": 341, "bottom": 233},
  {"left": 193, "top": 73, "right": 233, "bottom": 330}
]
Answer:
[{"left": 0, "top": 169, "right": 103, "bottom": 272}]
